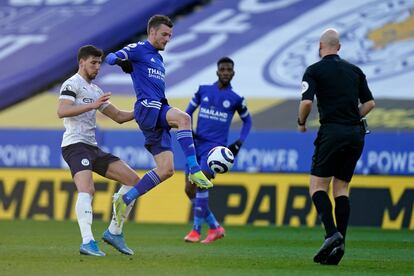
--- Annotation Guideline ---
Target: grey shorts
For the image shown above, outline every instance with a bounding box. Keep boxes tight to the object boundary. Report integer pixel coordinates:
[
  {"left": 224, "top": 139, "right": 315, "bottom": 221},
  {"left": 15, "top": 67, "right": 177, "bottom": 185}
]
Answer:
[{"left": 61, "top": 142, "right": 120, "bottom": 177}]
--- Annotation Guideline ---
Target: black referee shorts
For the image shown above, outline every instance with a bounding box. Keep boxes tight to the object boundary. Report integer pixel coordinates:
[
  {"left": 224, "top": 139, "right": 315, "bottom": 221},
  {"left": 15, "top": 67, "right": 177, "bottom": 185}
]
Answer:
[
  {"left": 311, "top": 123, "right": 365, "bottom": 182},
  {"left": 61, "top": 142, "right": 120, "bottom": 177}
]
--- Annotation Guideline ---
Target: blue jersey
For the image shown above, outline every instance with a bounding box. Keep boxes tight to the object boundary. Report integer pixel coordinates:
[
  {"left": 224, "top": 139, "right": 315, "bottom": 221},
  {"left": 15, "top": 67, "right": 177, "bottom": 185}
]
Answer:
[
  {"left": 189, "top": 82, "right": 249, "bottom": 146},
  {"left": 116, "top": 40, "right": 166, "bottom": 101}
]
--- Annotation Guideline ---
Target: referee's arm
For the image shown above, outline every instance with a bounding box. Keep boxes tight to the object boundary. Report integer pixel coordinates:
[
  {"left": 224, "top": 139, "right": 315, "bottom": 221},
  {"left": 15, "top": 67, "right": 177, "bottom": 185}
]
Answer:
[
  {"left": 297, "top": 69, "right": 315, "bottom": 132},
  {"left": 298, "top": 100, "right": 312, "bottom": 132},
  {"left": 358, "top": 71, "right": 375, "bottom": 117}
]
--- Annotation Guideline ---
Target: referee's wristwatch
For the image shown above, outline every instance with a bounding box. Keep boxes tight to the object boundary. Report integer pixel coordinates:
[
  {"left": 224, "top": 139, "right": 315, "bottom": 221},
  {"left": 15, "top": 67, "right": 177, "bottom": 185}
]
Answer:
[{"left": 297, "top": 118, "right": 306, "bottom": 126}]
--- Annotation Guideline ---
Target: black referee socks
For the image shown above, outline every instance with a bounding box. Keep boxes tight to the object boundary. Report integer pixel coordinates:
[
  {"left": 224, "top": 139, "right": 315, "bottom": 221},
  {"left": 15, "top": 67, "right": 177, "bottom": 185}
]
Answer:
[
  {"left": 312, "top": 191, "right": 337, "bottom": 238},
  {"left": 334, "top": 196, "right": 350, "bottom": 241}
]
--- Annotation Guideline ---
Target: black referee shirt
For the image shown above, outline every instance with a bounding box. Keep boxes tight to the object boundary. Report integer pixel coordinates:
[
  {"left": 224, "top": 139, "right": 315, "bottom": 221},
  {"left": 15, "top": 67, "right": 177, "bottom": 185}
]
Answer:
[{"left": 301, "top": 54, "right": 374, "bottom": 125}]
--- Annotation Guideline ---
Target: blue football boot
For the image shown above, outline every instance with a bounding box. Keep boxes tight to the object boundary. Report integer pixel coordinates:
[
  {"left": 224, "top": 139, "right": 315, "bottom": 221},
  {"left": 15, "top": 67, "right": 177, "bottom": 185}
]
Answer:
[
  {"left": 79, "top": 240, "right": 105, "bottom": 256},
  {"left": 102, "top": 229, "right": 134, "bottom": 255}
]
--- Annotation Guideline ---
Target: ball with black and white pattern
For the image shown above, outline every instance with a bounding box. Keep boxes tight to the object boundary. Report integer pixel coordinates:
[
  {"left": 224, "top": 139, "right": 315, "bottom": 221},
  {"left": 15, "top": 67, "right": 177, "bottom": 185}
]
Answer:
[{"left": 207, "top": 146, "right": 234, "bottom": 174}]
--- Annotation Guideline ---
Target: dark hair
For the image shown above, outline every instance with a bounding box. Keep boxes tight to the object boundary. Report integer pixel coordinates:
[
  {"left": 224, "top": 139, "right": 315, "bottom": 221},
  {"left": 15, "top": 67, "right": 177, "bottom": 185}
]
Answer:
[
  {"left": 147, "top": 14, "right": 173, "bottom": 34},
  {"left": 77, "top": 45, "right": 103, "bottom": 63},
  {"left": 217, "top": 57, "right": 234, "bottom": 67}
]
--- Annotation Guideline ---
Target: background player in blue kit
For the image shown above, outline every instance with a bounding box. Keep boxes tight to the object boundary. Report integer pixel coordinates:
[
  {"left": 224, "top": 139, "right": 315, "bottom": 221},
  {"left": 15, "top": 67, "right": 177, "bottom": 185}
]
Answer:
[
  {"left": 183, "top": 57, "right": 252, "bottom": 243},
  {"left": 105, "top": 15, "right": 212, "bottom": 225}
]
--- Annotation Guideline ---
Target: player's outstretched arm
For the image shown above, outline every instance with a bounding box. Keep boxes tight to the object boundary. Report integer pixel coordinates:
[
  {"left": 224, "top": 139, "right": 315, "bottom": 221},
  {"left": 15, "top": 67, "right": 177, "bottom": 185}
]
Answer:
[
  {"left": 105, "top": 53, "right": 133, "bottom": 73},
  {"left": 101, "top": 104, "right": 134, "bottom": 124},
  {"left": 57, "top": 93, "right": 111, "bottom": 118}
]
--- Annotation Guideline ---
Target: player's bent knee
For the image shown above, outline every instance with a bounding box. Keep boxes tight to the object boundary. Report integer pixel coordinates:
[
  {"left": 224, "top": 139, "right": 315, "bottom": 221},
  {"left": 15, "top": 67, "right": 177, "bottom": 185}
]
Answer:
[
  {"left": 158, "top": 168, "right": 174, "bottom": 181},
  {"left": 178, "top": 112, "right": 191, "bottom": 128}
]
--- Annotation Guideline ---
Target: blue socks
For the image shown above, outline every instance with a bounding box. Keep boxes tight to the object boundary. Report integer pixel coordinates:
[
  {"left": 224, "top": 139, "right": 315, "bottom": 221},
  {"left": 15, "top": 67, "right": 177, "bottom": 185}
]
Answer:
[
  {"left": 205, "top": 209, "right": 219, "bottom": 230},
  {"left": 192, "top": 190, "right": 219, "bottom": 233},
  {"left": 123, "top": 169, "right": 161, "bottom": 205},
  {"left": 193, "top": 197, "right": 203, "bottom": 234},
  {"left": 177, "top": 130, "right": 200, "bottom": 173},
  {"left": 192, "top": 192, "right": 207, "bottom": 233}
]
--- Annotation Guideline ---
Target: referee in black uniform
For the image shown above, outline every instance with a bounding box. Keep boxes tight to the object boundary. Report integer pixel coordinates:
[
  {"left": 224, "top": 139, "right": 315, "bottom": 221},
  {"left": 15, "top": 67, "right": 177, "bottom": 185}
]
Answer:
[{"left": 297, "top": 28, "right": 375, "bottom": 265}]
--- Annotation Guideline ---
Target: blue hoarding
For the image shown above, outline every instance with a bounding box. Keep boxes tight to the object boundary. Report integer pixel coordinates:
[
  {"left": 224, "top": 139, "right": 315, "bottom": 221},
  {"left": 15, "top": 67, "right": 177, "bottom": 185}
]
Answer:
[{"left": 0, "top": 128, "right": 413, "bottom": 176}]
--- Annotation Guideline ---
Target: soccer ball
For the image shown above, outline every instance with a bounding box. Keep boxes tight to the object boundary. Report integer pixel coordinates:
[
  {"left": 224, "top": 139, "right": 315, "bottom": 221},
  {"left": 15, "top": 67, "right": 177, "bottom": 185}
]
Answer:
[{"left": 207, "top": 146, "right": 234, "bottom": 174}]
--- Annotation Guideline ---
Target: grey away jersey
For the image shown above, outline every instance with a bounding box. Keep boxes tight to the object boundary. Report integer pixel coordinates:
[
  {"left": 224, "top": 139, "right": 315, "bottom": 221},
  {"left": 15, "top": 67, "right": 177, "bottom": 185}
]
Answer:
[{"left": 59, "top": 73, "right": 110, "bottom": 147}]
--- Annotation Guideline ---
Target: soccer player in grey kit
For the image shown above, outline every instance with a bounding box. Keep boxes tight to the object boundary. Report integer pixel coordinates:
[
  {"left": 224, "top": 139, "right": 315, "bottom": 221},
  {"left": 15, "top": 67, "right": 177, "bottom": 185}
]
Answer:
[{"left": 58, "top": 45, "right": 139, "bottom": 256}]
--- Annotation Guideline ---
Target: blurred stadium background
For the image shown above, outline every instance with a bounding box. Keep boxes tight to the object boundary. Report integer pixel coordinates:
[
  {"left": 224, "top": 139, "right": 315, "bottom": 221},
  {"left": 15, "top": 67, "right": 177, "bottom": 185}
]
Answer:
[{"left": 0, "top": 0, "right": 413, "bottom": 267}]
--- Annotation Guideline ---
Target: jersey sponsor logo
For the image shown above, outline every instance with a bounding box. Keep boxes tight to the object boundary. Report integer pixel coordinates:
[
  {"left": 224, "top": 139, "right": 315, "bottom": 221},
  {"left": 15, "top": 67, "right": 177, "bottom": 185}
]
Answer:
[
  {"left": 199, "top": 107, "right": 228, "bottom": 122},
  {"left": 81, "top": 158, "right": 90, "bottom": 166},
  {"left": 264, "top": 0, "right": 414, "bottom": 88},
  {"left": 82, "top": 98, "right": 93, "bottom": 103},
  {"left": 222, "top": 100, "right": 230, "bottom": 108},
  {"left": 301, "top": 81, "right": 309, "bottom": 94},
  {"left": 147, "top": 67, "right": 165, "bottom": 81}
]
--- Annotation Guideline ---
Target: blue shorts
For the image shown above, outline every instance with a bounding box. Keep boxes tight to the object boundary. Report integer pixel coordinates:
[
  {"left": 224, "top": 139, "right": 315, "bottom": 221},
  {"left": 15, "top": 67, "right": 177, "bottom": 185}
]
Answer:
[
  {"left": 134, "top": 99, "right": 172, "bottom": 155},
  {"left": 185, "top": 139, "right": 221, "bottom": 176}
]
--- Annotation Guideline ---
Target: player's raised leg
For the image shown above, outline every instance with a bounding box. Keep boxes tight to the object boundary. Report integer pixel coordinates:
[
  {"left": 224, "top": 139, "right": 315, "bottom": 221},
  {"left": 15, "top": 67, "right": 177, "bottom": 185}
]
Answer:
[
  {"left": 167, "top": 108, "right": 212, "bottom": 189},
  {"left": 113, "top": 151, "right": 173, "bottom": 225}
]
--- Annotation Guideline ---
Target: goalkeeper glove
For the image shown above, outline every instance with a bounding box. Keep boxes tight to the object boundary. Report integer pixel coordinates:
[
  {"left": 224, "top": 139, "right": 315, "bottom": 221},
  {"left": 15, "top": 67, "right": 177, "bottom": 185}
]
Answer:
[{"left": 228, "top": 139, "right": 242, "bottom": 157}]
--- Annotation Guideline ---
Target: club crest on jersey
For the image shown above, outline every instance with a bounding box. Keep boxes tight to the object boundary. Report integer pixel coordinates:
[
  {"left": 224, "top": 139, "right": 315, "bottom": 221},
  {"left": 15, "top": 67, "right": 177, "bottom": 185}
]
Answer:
[
  {"left": 222, "top": 100, "right": 230, "bottom": 108},
  {"left": 81, "top": 158, "right": 90, "bottom": 166}
]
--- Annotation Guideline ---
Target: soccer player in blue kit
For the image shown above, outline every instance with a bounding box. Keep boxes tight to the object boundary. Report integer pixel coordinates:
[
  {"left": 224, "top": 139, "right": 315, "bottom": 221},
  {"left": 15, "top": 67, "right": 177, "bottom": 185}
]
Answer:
[
  {"left": 184, "top": 57, "right": 252, "bottom": 243},
  {"left": 105, "top": 15, "right": 212, "bottom": 225}
]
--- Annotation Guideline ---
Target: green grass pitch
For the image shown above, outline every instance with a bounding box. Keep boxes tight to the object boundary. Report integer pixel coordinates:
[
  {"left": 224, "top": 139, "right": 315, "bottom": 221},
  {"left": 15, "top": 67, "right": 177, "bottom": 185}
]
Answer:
[{"left": 0, "top": 220, "right": 413, "bottom": 275}]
